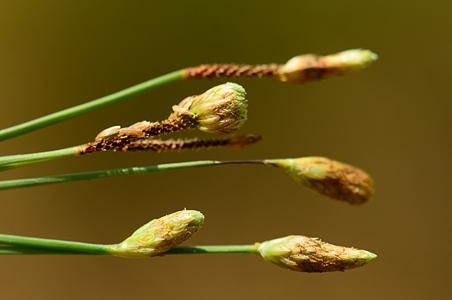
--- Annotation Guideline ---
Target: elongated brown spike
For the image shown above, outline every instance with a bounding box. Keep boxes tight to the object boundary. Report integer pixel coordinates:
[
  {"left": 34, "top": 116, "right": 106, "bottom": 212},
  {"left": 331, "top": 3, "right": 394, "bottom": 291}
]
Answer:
[{"left": 184, "top": 64, "right": 280, "bottom": 79}]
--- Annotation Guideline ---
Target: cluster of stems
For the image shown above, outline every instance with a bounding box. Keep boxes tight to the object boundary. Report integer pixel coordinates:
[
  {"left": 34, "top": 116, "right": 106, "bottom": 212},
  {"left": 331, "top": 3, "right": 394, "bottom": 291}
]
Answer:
[
  {"left": 0, "top": 210, "right": 376, "bottom": 272},
  {"left": 0, "top": 49, "right": 378, "bottom": 273}
]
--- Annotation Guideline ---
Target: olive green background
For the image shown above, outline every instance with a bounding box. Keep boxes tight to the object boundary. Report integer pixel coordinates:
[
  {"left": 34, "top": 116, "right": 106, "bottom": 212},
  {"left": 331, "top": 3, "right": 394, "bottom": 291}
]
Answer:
[{"left": 0, "top": 1, "right": 450, "bottom": 299}]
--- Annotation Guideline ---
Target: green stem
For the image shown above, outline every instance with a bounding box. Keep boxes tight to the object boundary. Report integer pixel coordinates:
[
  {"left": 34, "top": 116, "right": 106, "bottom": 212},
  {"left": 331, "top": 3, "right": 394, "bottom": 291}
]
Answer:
[
  {"left": 0, "top": 146, "right": 78, "bottom": 171},
  {"left": 0, "top": 239, "right": 257, "bottom": 256},
  {"left": 0, "top": 160, "right": 263, "bottom": 191},
  {"left": 0, "top": 70, "right": 184, "bottom": 141},
  {"left": 0, "top": 234, "right": 108, "bottom": 255},
  {"left": 0, "top": 246, "right": 100, "bottom": 255},
  {"left": 165, "top": 245, "right": 258, "bottom": 254}
]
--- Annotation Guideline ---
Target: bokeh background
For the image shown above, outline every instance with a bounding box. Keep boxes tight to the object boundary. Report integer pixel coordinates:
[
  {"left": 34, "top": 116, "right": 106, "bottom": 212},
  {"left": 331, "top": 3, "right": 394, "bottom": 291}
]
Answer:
[{"left": 0, "top": 1, "right": 450, "bottom": 299}]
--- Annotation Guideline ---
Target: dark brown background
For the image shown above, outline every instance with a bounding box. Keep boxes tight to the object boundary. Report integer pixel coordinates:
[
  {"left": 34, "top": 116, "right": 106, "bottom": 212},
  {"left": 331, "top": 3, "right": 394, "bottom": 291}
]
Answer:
[{"left": 0, "top": 1, "right": 450, "bottom": 299}]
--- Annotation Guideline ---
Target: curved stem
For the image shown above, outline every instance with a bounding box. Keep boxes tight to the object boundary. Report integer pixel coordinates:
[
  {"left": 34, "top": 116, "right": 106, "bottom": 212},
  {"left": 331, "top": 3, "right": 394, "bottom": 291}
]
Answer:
[
  {"left": 0, "top": 160, "right": 265, "bottom": 191},
  {"left": 0, "top": 70, "right": 184, "bottom": 141}
]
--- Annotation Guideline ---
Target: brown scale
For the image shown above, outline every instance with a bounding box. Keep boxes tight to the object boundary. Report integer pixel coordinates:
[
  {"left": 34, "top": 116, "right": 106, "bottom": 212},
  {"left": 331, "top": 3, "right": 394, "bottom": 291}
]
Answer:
[{"left": 184, "top": 64, "right": 281, "bottom": 79}]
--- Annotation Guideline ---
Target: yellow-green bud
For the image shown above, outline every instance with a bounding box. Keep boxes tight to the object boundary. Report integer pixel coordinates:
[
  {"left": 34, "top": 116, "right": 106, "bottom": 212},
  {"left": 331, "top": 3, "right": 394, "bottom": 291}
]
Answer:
[
  {"left": 277, "top": 49, "right": 378, "bottom": 84},
  {"left": 170, "top": 82, "right": 247, "bottom": 134},
  {"left": 108, "top": 210, "right": 204, "bottom": 258},
  {"left": 266, "top": 157, "right": 374, "bottom": 204},
  {"left": 322, "top": 49, "right": 378, "bottom": 71},
  {"left": 257, "top": 235, "right": 376, "bottom": 273}
]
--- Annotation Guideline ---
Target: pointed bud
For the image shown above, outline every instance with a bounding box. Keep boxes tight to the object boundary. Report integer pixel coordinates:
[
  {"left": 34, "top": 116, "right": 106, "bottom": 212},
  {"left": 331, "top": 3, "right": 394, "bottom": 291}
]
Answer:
[
  {"left": 108, "top": 210, "right": 204, "bottom": 258},
  {"left": 322, "top": 49, "right": 378, "bottom": 71},
  {"left": 266, "top": 157, "right": 374, "bottom": 204},
  {"left": 170, "top": 82, "right": 248, "bottom": 134},
  {"left": 277, "top": 49, "right": 378, "bottom": 84},
  {"left": 258, "top": 235, "right": 376, "bottom": 272}
]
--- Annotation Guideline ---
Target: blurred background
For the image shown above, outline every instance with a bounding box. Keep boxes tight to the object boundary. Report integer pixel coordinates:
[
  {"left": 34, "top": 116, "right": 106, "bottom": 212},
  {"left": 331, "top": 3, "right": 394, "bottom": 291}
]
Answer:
[{"left": 0, "top": 1, "right": 450, "bottom": 299}]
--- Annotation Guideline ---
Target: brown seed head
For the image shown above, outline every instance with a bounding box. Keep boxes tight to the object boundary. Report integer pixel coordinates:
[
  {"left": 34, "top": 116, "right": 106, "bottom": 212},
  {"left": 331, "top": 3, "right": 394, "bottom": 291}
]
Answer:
[
  {"left": 258, "top": 235, "right": 377, "bottom": 272},
  {"left": 170, "top": 82, "right": 248, "bottom": 134},
  {"left": 277, "top": 49, "right": 378, "bottom": 84},
  {"left": 266, "top": 157, "right": 374, "bottom": 204}
]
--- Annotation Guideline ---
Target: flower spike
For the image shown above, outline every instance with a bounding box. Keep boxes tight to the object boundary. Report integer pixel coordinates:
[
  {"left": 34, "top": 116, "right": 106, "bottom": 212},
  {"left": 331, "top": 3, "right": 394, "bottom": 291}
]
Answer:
[
  {"left": 257, "top": 235, "right": 376, "bottom": 272},
  {"left": 265, "top": 157, "right": 374, "bottom": 204},
  {"left": 108, "top": 210, "right": 204, "bottom": 258}
]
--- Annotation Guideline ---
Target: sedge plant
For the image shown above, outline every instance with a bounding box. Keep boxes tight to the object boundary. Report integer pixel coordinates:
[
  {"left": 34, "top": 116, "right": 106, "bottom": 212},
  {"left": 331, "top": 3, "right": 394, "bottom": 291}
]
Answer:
[{"left": 0, "top": 49, "right": 378, "bottom": 274}]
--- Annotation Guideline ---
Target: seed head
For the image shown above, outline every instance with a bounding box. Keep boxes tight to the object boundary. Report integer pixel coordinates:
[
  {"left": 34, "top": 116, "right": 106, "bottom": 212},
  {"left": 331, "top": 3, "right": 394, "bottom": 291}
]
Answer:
[
  {"left": 108, "top": 210, "right": 204, "bottom": 258},
  {"left": 170, "top": 82, "right": 248, "bottom": 134},
  {"left": 266, "top": 157, "right": 374, "bottom": 204},
  {"left": 257, "top": 235, "right": 377, "bottom": 272},
  {"left": 277, "top": 49, "right": 378, "bottom": 84}
]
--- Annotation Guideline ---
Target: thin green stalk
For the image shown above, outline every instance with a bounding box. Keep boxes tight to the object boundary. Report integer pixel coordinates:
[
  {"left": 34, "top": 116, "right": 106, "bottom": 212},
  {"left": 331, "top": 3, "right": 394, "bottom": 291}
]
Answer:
[
  {"left": 0, "top": 234, "right": 108, "bottom": 255},
  {"left": 0, "top": 246, "right": 100, "bottom": 255},
  {"left": 0, "top": 146, "right": 78, "bottom": 171},
  {"left": 0, "top": 234, "right": 258, "bottom": 256},
  {"left": 0, "top": 70, "right": 184, "bottom": 141},
  {"left": 165, "top": 245, "right": 258, "bottom": 254},
  {"left": 0, "top": 160, "right": 263, "bottom": 191},
  {"left": 0, "top": 245, "right": 258, "bottom": 255}
]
